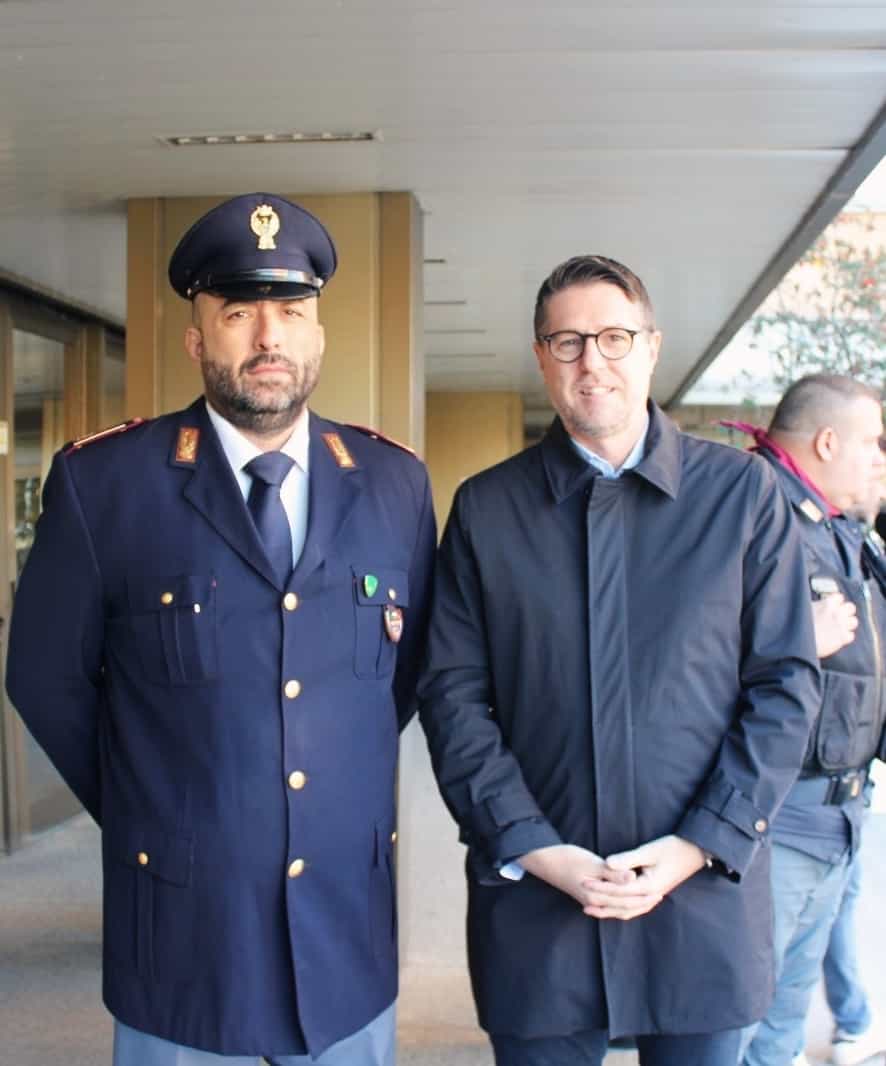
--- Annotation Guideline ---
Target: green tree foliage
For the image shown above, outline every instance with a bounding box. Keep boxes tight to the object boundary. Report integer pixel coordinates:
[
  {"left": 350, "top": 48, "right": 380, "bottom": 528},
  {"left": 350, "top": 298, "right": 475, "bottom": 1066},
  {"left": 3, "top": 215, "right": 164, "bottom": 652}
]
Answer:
[{"left": 748, "top": 211, "right": 885, "bottom": 389}]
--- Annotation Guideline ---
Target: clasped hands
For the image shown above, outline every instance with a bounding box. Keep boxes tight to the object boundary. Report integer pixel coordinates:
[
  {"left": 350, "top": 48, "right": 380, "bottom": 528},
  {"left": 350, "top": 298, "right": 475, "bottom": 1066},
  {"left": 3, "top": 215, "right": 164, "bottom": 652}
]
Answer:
[{"left": 518, "top": 836, "right": 708, "bottom": 922}]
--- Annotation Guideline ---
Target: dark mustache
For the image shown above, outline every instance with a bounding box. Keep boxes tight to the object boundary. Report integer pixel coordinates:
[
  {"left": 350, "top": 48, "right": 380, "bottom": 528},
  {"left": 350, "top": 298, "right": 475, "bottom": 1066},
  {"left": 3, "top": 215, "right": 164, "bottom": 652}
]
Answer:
[{"left": 240, "top": 353, "right": 298, "bottom": 373}]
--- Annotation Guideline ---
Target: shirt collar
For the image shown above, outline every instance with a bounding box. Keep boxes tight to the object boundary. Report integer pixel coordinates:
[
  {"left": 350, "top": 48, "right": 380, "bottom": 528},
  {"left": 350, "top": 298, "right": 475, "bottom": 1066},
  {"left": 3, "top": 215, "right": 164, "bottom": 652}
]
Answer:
[
  {"left": 569, "top": 412, "right": 649, "bottom": 479},
  {"left": 205, "top": 401, "right": 310, "bottom": 476},
  {"left": 541, "top": 403, "right": 682, "bottom": 503}
]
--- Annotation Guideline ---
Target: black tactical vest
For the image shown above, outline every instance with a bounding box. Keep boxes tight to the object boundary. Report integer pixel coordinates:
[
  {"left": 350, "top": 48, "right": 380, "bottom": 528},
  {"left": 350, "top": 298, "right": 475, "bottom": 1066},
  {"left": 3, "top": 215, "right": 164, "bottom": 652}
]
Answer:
[{"left": 765, "top": 455, "right": 886, "bottom": 775}]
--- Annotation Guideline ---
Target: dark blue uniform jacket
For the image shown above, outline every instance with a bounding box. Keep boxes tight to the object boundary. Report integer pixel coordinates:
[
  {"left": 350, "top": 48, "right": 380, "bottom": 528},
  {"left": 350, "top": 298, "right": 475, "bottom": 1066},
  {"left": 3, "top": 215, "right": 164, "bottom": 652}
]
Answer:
[
  {"left": 419, "top": 404, "right": 820, "bottom": 1039},
  {"left": 761, "top": 451, "right": 886, "bottom": 860},
  {"left": 6, "top": 397, "right": 436, "bottom": 1057}
]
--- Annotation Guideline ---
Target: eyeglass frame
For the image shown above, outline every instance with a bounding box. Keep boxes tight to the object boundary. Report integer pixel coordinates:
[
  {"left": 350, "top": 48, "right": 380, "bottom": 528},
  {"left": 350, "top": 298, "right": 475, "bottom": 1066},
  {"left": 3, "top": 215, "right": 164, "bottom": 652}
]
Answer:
[{"left": 536, "top": 327, "right": 652, "bottom": 363}]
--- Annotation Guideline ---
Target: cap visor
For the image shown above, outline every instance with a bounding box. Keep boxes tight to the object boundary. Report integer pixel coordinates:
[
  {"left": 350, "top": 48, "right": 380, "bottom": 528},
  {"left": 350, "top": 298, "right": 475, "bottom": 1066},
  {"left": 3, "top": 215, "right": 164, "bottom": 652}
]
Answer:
[{"left": 204, "top": 281, "right": 318, "bottom": 301}]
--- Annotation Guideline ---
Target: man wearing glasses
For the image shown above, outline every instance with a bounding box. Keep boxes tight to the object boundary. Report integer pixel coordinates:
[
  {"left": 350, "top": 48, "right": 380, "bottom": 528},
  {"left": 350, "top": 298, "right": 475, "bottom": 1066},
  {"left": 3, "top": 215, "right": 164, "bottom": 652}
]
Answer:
[{"left": 418, "top": 255, "right": 820, "bottom": 1066}]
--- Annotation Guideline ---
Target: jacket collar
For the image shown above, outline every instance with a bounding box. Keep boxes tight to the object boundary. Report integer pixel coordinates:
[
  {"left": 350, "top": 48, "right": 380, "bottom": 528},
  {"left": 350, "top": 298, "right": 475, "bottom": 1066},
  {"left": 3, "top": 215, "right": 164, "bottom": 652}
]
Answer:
[
  {"left": 757, "top": 447, "right": 836, "bottom": 522},
  {"left": 540, "top": 401, "right": 681, "bottom": 503},
  {"left": 170, "top": 399, "right": 363, "bottom": 590}
]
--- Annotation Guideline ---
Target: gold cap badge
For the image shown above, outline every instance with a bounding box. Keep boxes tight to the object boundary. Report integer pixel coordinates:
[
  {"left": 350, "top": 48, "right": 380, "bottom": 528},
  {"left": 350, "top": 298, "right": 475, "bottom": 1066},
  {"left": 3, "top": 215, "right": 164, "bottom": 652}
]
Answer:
[
  {"left": 175, "top": 427, "right": 201, "bottom": 464},
  {"left": 250, "top": 204, "right": 281, "bottom": 251}
]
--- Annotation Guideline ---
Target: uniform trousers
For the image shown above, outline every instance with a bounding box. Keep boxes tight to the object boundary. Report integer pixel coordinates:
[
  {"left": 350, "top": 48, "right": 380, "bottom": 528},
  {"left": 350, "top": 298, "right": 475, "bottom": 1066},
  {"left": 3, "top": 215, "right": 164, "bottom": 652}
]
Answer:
[
  {"left": 113, "top": 1003, "right": 395, "bottom": 1066},
  {"left": 823, "top": 831, "right": 871, "bottom": 1036},
  {"left": 741, "top": 842, "right": 851, "bottom": 1066},
  {"left": 490, "top": 1027, "right": 743, "bottom": 1066}
]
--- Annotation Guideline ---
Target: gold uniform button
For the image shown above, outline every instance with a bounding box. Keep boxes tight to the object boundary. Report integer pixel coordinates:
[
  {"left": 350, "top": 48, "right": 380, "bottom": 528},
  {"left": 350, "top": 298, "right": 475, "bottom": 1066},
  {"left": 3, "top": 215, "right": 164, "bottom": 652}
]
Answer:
[
  {"left": 754, "top": 818, "right": 768, "bottom": 833},
  {"left": 160, "top": 592, "right": 174, "bottom": 605},
  {"left": 388, "top": 588, "right": 397, "bottom": 600},
  {"left": 283, "top": 592, "right": 299, "bottom": 612},
  {"left": 390, "top": 831, "right": 397, "bottom": 844},
  {"left": 287, "top": 858, "right": 305, "bottom": 879},
  {"left": 288, "top": 770, "right": 307, "bottom": 791},
  {"left": 137, "top": 852, "right": 149, "bottom": 866},
  {"left": 284, "top": 680, "right": 302, "bottom": 700}
]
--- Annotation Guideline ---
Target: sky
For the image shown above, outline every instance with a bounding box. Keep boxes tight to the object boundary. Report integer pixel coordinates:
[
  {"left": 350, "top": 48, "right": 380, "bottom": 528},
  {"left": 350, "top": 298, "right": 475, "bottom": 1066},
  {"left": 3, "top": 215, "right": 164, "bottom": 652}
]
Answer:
[{"left": 848, "top": 155, "right": 886, "bottom": 212}]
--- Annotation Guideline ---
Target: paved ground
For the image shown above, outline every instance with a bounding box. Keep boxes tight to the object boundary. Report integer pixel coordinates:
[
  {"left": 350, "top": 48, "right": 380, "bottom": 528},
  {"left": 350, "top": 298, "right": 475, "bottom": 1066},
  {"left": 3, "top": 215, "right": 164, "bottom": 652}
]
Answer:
[{"left": 2, "top": 815, "right": 885, "bottom": 1066}]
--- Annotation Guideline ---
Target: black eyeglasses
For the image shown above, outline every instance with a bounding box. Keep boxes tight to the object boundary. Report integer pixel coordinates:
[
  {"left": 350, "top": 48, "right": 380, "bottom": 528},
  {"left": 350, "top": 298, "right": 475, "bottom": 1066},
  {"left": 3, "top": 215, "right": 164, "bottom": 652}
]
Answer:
[{"left": 537, "top": 328, "right": 648, "bottom": 363}]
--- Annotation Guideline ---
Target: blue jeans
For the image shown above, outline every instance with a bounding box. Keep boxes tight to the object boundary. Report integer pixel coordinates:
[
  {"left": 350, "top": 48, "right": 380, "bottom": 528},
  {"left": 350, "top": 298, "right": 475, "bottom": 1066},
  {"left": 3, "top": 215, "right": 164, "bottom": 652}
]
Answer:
[
  {"left": 491, "top": 1028, "right": 743, "bottom": 1066},
  {"left": 741, "top": 842, "right": 851, "bottom": 1066},
  {"left": 823, "top": 846, "right": 870, "bottom": 1036}
]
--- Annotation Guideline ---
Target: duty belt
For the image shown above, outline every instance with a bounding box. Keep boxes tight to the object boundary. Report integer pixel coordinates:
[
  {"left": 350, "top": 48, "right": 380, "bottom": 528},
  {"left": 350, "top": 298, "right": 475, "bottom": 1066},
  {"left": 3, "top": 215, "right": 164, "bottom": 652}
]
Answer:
[{"left": 790, "top": 769, "right": 867, "bottom": 806}]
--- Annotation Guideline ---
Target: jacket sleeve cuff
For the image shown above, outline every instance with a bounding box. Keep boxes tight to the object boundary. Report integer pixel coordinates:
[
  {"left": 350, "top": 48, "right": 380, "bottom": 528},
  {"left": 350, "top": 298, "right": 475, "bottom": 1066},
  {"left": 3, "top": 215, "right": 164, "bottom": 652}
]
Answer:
[
  {"left": 465, "top": 819, "right": 563, "bottom": 887},
  {"left": 677, "top": 805, "right": 763, "bottom": 880},
  {"left": 490, "top": 819, "right": 562, "bottom": 865}
]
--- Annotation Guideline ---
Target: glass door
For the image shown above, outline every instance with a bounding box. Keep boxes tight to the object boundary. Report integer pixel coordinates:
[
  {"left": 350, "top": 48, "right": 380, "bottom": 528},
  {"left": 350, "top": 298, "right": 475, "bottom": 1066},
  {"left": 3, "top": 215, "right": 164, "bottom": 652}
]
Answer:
[
  {"left": 0, "top": 295, "right": 100, "bottom": 850},
  {"left": 10, "top": 325, "right": 80, "bottom": 836}
]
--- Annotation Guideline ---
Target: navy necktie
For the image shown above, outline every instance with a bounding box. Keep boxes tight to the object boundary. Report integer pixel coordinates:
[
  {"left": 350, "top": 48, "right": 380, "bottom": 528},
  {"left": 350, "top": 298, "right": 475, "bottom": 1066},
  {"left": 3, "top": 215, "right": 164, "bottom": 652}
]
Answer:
[{"left": 245, "top": 452, "right": 296, "bottom": 584}]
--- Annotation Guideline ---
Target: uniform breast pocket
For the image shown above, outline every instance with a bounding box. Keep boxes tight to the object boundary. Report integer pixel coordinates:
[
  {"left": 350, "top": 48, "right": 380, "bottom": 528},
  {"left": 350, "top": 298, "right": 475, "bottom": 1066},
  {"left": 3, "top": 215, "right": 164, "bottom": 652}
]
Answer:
[
  {"left": 351, "top": 566, "right": 409, "bottom": 680},
  {"left": 127, "top": 575, "right": 218, "bottom": 686}
]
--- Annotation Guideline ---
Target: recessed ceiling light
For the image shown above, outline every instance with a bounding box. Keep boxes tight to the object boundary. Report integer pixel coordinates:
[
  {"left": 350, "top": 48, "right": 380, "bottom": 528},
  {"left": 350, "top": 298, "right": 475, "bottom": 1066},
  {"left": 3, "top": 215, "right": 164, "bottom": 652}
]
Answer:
[
  {"left": 159, "top": 130, "right": 382, "bottom": 147},
  {"left": 428, "top": 352, "right": 496, "bottom": 360}
]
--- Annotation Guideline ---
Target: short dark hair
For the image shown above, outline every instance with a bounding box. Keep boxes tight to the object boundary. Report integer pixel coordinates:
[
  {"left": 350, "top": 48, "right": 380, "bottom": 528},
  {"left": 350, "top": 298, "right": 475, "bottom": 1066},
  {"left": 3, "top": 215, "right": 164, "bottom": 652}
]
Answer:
[
  {"left": 769, "top": 374, "right": 882, "bottom": 434},
  {"left": 533, "top": 255, "right": 655, "bottom": 338}
]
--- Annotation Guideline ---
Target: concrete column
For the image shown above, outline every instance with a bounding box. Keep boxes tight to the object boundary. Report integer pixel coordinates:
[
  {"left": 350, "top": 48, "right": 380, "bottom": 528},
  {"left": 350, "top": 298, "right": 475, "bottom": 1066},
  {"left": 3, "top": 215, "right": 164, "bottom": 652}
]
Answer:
[{"left": 425, "top": 391, "right": 525, "bottom": 528}]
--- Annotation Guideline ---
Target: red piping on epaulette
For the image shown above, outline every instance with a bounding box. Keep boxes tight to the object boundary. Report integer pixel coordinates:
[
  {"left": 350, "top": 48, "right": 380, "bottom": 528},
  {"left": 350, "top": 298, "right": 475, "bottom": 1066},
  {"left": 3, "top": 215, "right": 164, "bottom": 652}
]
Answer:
[
  {"left": 347, "top": 424, "right": 417, "bottom": 456},
  {"left": 64, "top": 418, "right": 146, "bottom": 454}
]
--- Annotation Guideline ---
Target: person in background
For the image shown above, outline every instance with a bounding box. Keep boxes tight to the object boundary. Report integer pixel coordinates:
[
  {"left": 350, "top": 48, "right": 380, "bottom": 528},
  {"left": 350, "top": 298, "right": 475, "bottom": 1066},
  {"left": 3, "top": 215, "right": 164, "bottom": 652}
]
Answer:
[{"left": 727, "top": 375, "right": 886, "bottom": 1066}]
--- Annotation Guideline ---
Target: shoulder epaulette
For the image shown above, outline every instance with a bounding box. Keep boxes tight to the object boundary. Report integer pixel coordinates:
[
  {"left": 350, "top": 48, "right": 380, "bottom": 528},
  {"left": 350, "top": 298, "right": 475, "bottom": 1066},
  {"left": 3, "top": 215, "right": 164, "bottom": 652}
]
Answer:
[
  {"left": 64, "top": 418, "right": 145, "bottom": 454},
  {"left": 347, "top": 424, "right": 416, "bottom": 457}
]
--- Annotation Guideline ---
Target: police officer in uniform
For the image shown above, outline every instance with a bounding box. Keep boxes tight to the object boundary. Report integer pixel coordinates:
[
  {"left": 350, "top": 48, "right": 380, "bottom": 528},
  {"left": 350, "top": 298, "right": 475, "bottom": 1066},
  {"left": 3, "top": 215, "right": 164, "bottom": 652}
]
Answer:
[
  {"left": 6, "top": 193, "right": 436, "bottom": 1066},
  {"left": 730, "top": 374, "right": 886, "bottom": 1066}
]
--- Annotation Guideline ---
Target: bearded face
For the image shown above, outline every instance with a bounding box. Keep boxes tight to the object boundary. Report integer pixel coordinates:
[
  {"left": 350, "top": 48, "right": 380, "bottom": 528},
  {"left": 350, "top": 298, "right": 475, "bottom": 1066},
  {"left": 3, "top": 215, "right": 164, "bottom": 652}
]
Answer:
[{"left": 186, "top": 294, "right": 325, "bottom": 436}]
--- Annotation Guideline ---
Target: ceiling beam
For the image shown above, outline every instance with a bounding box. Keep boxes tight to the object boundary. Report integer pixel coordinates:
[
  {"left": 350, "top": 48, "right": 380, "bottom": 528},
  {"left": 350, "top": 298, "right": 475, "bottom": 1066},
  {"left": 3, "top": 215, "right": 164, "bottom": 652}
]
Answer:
[{"left": 665, "top": 98, "right": 886, "bottom": 409}]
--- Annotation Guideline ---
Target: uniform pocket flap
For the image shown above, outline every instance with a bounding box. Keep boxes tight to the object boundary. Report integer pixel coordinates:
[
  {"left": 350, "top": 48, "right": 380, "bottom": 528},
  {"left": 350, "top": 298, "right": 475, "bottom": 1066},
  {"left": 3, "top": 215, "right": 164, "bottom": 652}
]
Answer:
[
  {"left": 105, "top": 820, "right": 194, "bottom": 886},
  {"left": 126, "top": 574, "right": 216, "bottom": 614},
  {"left": 352, "top": 567, "right": 410, "bottom": 607}
]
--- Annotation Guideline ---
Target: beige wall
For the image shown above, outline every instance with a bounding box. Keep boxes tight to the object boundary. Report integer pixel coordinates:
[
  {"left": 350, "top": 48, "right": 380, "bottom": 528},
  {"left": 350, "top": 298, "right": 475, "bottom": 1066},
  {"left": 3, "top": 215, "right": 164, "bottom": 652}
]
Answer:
[
  {"left": 425, "top": 391, "right": 525, "bottom": 529},
  {"left": 126, "top": 191, "right": 424, "bottom": 451}
]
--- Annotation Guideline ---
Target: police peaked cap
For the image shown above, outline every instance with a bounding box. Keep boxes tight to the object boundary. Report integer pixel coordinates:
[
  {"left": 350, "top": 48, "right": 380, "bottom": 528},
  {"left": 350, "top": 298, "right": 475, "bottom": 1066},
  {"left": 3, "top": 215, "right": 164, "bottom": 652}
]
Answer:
[{"left": 168, "top": 192, "right": 337, "bottom": 301}]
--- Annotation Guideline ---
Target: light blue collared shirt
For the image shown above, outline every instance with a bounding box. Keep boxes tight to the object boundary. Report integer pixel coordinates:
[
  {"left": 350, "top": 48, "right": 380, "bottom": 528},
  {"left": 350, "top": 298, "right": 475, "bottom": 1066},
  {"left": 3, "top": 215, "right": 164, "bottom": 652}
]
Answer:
[
  {"left": 499, "top": 413, "right": 650, "bottom": 882},
  {"left": 568, "top": 413, "right": 649, "bottom": 478},
  {"left": 205, "top": 401, "right": 311, "bottom": 567}
]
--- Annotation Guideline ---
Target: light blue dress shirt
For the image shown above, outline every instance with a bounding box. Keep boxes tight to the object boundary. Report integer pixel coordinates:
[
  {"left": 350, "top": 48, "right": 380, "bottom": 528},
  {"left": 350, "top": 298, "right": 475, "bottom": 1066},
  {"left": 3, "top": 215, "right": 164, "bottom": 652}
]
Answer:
[{"left": 205, "top": 402, "right": 310, "bottom": 567}]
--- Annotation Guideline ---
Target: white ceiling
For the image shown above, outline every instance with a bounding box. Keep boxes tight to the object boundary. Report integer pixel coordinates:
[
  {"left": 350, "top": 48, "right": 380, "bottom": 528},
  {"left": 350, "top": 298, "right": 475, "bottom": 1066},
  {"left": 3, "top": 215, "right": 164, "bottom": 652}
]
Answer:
[{"left": 1, "top": 0, "right": 884, "bottom": 410}]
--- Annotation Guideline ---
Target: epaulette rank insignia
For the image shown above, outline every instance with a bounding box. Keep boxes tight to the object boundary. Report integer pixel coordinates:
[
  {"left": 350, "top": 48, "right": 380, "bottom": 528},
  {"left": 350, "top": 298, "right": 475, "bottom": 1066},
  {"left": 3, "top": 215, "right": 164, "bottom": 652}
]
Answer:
[
  {"left": 799, "top": 498, "right": 824, "bottom": 523},
  {"left": 322, "top": 432, "right": 357, "bottom": 469},
  {"left": 175, "top": 427, "right": 201, "bottom": 464},
  {"left": 65, "top": 418, "right": 144, "bottom": 454},
  {"left": 348, "top": 424, "right": 416, "bottom": 457}
]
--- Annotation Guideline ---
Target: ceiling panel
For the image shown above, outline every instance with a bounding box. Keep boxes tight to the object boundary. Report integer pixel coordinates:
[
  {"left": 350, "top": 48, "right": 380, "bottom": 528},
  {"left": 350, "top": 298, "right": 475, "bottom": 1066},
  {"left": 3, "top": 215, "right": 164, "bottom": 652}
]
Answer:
[{"left": 0, "top": 0, "right": 883, "bottom": 410}]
